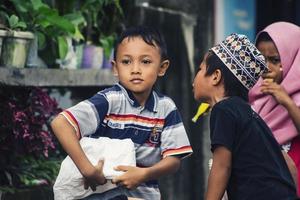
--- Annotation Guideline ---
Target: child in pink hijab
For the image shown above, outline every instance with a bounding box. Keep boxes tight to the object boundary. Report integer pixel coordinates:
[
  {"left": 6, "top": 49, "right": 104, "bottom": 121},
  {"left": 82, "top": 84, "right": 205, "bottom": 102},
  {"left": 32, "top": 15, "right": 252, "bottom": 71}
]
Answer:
[{"left": 249, "top": 21, "right": 300, "bottom": 196}]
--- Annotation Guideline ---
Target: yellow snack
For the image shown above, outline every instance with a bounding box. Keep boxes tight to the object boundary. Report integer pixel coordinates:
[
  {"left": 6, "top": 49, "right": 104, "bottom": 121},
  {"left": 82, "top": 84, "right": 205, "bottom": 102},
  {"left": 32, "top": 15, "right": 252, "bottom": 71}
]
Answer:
[
  {"left": 192, "top": 103, "right": 210, "bottom": 122},
  {"left": 264, "top": 78, "right": 273, "bottom": 82}
]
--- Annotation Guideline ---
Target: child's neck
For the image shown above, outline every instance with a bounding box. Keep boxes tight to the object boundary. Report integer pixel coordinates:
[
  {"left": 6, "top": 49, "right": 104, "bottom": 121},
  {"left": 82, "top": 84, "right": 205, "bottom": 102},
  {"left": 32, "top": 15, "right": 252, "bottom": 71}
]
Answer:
[
  {"left": 209, "top": 87, "right": 227, "bottom": 106},
  {"left": 133, "top": 92, "right": 150, "bottom": 107},
  {"left": 209, "top": 96, "right": 227, "bottom": 107}
]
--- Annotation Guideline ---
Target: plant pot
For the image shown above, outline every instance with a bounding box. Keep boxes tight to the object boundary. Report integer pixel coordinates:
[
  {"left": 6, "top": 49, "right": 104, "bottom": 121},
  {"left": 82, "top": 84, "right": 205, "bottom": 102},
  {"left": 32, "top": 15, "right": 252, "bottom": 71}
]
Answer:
[
  {"left": 25, "top": 34, "right": 47, "bottom": 68},
  {"left": 81, "top": 44, "right": 104, "bottom": 69},
  {"left": 56, "top": 37, "right": 77, "bottom": 69},
  {"left": 102, "top": 49, "right": 114, "bottom": 69},
  {"left": 0, "top": 31, "right": 34, "bottom": 68},
  {"left": 0, "top": 30, "right": 8, "bottom": 58},
  {"left": 74, "top": 43, "right": 84, "bottom": 69}
]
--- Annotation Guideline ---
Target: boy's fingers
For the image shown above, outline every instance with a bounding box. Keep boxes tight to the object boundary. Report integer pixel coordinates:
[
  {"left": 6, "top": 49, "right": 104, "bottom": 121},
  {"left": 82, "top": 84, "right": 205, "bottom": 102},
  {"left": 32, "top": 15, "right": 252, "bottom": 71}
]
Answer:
[
  {"left": 90, "top": 184, "right": 96, "bottom": 191},
  {"left": 112, "top": 176, "right": 120, "bottom": 184},
  {"left": 99, "top": 176, "right": 107, "bottom": 185},
  {"left": 98, "top": 159, "right": 104, "bottom": 168},
  {"left": 84, "top": 180, "right": 89, "bottom": 190},
  {"left": 94, "top": 159, "right": 105, "bottom": 172},
  {"left": 114, "top": 165, "right": 129, "bottom": 171}
]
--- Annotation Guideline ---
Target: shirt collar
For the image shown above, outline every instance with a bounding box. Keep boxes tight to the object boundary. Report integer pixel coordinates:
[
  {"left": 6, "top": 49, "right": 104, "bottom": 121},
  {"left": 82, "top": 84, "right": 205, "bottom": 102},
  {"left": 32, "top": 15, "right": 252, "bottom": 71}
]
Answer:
[{"left": 116, "top": 83, "right": 158, "bottom": 113}]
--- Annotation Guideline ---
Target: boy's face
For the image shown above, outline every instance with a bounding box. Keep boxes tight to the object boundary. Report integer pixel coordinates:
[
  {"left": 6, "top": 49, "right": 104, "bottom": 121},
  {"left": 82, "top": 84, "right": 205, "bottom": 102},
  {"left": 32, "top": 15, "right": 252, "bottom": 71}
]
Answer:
[
  {"left": 112, "top": 36, "right": 169, "bottom": 99},
  {"left": 193, "top": 54, "right": 213, "bottom": 102}
]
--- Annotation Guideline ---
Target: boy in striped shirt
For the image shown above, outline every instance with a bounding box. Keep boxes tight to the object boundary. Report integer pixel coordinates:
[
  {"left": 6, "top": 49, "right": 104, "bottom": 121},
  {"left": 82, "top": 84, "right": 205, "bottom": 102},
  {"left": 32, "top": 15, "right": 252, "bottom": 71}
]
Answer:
[{"left": 51, "top": 26, "right": 193, "bottom": 200}]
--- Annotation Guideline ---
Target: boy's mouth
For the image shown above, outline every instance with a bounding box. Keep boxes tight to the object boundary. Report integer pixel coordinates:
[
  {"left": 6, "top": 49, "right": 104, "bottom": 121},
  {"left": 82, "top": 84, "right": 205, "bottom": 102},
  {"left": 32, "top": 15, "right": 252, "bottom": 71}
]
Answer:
[{"left": 130, "top": 78, "right": 143, "bottom": 84}]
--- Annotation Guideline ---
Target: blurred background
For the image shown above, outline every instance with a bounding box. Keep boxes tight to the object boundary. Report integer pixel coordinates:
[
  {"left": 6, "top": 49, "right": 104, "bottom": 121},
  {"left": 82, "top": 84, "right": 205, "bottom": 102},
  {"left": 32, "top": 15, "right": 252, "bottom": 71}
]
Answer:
[{"left": 0, "top": 0, "right": 299, "bottom": 199}]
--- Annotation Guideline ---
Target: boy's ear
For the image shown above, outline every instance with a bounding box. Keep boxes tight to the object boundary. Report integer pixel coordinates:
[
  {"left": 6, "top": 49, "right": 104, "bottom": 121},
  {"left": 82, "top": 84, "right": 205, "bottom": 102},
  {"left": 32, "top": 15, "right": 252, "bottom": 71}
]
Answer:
[
  {"left": 158, "top": 60, "right": 170, "bottom": 77},
  {"left": 212, "top": 69, "right": 222, "bottom": 85},
  {"left": 111, "top": 60, "right": 118, "bottom": 76}
]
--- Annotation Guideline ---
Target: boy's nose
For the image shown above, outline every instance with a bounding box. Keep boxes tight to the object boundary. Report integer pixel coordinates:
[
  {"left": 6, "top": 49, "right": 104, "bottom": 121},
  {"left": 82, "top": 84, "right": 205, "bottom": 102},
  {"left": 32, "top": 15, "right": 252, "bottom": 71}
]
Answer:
[{"left": 131, "top": 63, "right": 141, "bottom": 73}]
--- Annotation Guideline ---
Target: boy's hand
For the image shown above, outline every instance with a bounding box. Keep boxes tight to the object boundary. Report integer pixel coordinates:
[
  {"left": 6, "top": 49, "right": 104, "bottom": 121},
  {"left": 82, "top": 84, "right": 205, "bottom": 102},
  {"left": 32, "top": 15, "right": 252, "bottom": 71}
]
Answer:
[
  {"left": 260, "top": 79, "right": 291, "bottom": 106},
  {"left": 83, "top": 160, "right": 107, "bottom": 191},
  {"left": 112, "top": 166, "right": 147, "bottom": 190}
]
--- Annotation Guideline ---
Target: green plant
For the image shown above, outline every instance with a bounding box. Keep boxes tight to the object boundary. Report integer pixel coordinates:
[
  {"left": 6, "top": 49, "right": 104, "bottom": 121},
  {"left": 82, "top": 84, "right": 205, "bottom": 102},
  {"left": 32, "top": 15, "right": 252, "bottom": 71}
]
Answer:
[
  {"left": 55, "top": 0, "right": 124, "bottom": 59},
  {"left": 100, "top": 34, "right": 116, "bottom": 59},
  {"left": 5, "top": 14, "right": 26, "bottom": 30},
  {"left": 80, "top": 0, "right": 123, "bottom": 41},
  {"left": 0, "top": 0, "right": 85, "bottom": 60},
  {"left": 0, "top": 87, "right": 63, "bottom": 189}
]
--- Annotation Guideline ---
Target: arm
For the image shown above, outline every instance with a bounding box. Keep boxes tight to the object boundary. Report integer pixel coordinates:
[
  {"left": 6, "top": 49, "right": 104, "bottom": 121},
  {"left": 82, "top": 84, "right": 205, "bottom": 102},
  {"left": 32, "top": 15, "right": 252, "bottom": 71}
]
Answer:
[
  {"left": 51, "top": 114, "right": 106, "bottom": 190},
  {"left": 112, "top": 156, "right": 180, "bottom": 189},
  {"left": 260, "top": 79, "right": 300, "bottom": 134},
  {"left": 281, "top": 97, "right": 300, "bottom": 135},
  {"left": 282, "top": 150, "right": 298, "bottom": 189},
  {"left": 206, "top": 146, "right": 232, "bottom": 200}
]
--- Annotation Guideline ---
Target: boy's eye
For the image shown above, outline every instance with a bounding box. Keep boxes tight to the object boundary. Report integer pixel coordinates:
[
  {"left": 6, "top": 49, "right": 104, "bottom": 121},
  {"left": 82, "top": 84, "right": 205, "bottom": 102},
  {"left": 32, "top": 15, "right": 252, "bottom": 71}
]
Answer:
[
  {"left": 142, "top": 59, "right": 152, "bottom": 64},
  {"left": 121, "top": 59, "right": 131, "bottom": 65}
]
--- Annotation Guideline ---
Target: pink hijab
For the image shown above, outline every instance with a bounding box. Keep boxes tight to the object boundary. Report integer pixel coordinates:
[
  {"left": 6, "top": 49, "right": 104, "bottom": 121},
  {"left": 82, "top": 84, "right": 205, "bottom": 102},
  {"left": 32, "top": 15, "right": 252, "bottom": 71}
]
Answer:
[{"left": 249, "top": 22, "right": 300, "bottom": 145}]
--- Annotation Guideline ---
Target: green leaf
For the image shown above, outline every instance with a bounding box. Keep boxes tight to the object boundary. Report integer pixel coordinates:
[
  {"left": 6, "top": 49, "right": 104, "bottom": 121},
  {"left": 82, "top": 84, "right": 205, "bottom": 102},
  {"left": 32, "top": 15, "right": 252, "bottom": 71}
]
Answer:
[
  {"left": 44, "top": 14, "right": 75, "bottom": 34},
  {"left": 31, "top": 0, "right": 47, "bottom": 11},
  {"left": 17, "top": 21, "right": 27, "bottom": 29},
  {"left": 57, "top": 36, "right": 68, "bottom": 59},
  {"left": 36, "top": 31, "right": 46, "bottom": 49},
  {"left": 64, "top": 13, "right": 86, "bottom": 26},
  {"left": 8, "top": 15, "right": 19, "bottom": 28},
  {"left": 11, "top": 0, "right": 30, "bottom": 13},
  {"left": 73, "top": 27, "right": 85, "bottom": 42},
  {"left": 114, "top": 0, "right": 124, "bottom": 16},
  {"left": 100, "top": 35, "right": 115, "bottom": 59},
  {"left": 7, "top": 15, "right": 27, "bottom": 30}
]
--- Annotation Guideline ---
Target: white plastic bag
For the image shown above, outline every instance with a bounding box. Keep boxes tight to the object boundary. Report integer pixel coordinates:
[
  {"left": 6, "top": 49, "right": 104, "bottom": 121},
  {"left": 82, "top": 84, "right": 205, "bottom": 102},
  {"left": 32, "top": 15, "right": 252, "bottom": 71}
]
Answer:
[{"left": 53, "top": 137, "right": 136, "bottom": 200}]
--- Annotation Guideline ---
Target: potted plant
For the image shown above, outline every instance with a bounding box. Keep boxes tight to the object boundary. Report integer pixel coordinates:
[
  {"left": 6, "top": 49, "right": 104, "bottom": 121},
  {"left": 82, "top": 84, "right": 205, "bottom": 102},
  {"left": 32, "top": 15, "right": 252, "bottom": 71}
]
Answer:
[
  {"left": 0, "top": 13, "right": 34, "bottom": 68},
  {"left": 0, "top": 0, "right": 85, "bottom": 68},
  {"left": 54, "top": 0, "right": 124, "bottom": 69},
  {"left": 82, "top": 0, "right": 123, "bottom": 69}
]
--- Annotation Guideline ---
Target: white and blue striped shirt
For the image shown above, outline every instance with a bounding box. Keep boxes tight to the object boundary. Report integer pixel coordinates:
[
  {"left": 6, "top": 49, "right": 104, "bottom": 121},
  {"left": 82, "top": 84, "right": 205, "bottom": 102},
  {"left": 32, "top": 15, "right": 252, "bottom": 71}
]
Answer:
[{"left": 62, "top": 83, "right": 193, "bottom": 199}]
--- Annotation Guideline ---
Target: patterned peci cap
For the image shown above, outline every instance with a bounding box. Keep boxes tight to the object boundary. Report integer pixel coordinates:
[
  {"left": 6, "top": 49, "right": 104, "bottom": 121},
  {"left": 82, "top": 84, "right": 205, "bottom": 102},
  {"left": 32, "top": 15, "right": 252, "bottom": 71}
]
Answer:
[{"left": 211, "top": 33, "right": 268, "bottom": 90}]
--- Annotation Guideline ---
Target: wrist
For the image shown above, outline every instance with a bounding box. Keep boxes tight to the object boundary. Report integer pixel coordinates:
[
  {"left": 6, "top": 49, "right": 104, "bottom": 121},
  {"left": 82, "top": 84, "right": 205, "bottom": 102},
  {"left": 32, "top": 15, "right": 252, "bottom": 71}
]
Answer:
[
  {"left": 282, "top": 98, "right": 296, "bottom": 110},
  {"left": 142, "top": 167, "right": 153, "bottom": 182}
]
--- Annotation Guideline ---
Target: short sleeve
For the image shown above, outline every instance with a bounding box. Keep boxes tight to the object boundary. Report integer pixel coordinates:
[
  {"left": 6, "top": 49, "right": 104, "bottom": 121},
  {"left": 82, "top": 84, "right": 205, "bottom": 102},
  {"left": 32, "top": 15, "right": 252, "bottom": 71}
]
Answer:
[
  {"left": 160, "top": 109, "right": 193, "bottom": 159},
  {"left": 61, "top": 92, "right": 109, "bottom": 137},
  {"left": 210, "top": 105, "right": 236, "bottom": 152}
]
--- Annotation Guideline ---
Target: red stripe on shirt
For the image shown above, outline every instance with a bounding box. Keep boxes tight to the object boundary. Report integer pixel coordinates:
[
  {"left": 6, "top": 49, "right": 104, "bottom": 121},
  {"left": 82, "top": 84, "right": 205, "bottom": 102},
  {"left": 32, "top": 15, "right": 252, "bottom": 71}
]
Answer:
[
  {"left": 63, "top": 110, "right": 81, "bottom": 139},
  {"left": 162, "top": 146, "right": 193, "bottom": 157},
  {"left": 107, "top": 114, "right": 165, "bottom": 125}
]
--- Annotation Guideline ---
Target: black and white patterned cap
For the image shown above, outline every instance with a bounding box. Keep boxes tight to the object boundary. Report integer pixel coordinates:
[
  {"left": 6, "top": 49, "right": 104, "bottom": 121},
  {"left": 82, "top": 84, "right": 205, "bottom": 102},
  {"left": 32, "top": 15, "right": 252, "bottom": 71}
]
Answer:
[{"left": 211, "top": 33, "right": 268, "bottom": 90}]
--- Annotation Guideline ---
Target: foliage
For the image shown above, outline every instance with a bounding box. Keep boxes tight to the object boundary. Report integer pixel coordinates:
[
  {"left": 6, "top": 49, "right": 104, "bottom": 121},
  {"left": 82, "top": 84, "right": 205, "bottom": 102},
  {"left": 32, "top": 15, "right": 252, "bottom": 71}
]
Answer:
[
  {"left": 100, "top": 34, "right": 116, "bottom": 59},
  {"left": 81, "top": 0, "right": 123, "bottom": 59},
  {"left": 0, "top": 0, "right": 124, "bottom": 62},
  {"left": 54, "top": 0, "right": 124, "bottom": 59},
  {"left": 79, "top": 0, "right": 123, "bottom": 42},
  {"left": 0, "top": 87, "right": 63, "bottom": 189},
  {"left": 0, "top": 0, "right": 85, "bottom": 59},
  {"left": 5, "top": 14, "right": 26, "bottom": 30}
]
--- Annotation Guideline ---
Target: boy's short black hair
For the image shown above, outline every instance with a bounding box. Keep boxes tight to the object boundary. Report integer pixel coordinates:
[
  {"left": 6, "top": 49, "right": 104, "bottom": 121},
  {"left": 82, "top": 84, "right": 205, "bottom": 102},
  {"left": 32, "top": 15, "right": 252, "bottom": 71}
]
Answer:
[
  {"left": 205, "top": 51, "right": 249, "bottom": 101},
  {"left": 113, "top": 26, "right": 168, "bottom": 61}
]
